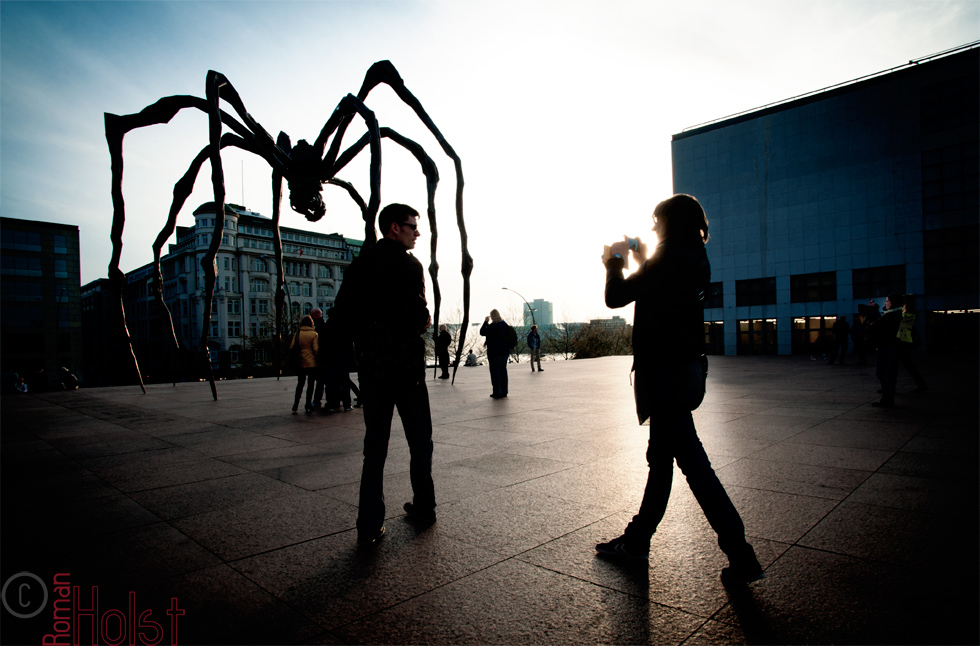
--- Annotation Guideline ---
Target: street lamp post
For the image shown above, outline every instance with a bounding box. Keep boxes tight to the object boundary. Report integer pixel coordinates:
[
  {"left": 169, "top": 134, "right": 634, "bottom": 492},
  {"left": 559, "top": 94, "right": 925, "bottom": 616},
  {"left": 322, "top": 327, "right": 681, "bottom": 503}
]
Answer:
[{"left": 501, "top": 287, "right": 536, "bottom": 327}]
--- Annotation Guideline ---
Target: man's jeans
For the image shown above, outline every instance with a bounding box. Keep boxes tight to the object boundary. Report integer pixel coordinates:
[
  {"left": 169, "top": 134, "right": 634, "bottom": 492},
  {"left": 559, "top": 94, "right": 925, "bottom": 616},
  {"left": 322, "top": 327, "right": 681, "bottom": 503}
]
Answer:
[
  {"left": 626, "top": 363, "right": 753, "bottom": 562},
  {"left": 357, "top": 374, "right": 435, "bottom": 533}
]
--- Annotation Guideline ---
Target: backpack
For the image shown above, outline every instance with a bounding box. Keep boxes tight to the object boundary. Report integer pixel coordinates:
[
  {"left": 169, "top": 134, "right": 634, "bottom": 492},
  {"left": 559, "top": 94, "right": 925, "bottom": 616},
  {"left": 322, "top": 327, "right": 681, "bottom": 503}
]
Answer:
[{"left": 506, "top": 324, "right": 518, "bottom": 349}]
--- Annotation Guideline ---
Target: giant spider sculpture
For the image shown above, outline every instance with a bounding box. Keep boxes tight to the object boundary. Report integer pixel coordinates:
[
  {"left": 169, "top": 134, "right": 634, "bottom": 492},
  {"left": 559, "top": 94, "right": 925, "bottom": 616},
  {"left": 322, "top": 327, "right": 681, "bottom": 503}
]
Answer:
[{"left": 106, "top": 61, "right": 473, "bottom": 400}]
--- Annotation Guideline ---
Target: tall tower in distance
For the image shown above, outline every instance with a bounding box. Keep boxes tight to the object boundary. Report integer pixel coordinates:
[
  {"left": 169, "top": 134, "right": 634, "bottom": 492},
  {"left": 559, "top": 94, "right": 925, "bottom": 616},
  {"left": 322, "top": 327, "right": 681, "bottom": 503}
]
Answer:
[{"left": 527, "top": 299, "right": 554, "bottom": 326}]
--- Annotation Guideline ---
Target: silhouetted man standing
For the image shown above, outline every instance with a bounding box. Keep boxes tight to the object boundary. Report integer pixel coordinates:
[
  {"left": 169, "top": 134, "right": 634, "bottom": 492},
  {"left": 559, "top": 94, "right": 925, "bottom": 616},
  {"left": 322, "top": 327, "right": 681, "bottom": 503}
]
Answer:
[
  {"left": 334, "top": 203, "right": 436, "bottom": 545},
  {"left": 436, "top": 324, "right": 451, "bottom": 379}
]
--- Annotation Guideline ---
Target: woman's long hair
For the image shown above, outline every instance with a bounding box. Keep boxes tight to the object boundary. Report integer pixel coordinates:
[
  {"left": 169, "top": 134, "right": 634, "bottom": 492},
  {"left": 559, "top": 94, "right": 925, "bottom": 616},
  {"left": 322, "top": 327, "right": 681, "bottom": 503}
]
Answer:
[
  {"left": 490, "top": 309, "right": 502, "bottom": 323},
  {"left": 654, "top": 194, "right": 709, "bottom": 247},
  {"left": 300, "top": 315, "right": 314, "bottom": 328}
]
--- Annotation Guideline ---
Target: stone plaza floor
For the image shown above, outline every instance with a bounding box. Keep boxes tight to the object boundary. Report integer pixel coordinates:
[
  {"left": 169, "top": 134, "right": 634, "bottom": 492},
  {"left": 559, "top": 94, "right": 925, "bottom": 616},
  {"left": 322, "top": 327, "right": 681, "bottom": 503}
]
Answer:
[{"left": 1, "top": 353, "right": 977, "bottom": 645}]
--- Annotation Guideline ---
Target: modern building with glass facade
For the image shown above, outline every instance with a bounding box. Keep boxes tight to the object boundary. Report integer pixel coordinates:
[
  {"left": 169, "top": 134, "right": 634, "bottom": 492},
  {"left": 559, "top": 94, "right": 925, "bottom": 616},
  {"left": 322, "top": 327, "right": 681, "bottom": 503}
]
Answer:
[
  {"left": 0, "top": 217, "right": 83, "bottom": 384},
  {"left": 672, "top": 44, "right": 978, "bottom": 355}
]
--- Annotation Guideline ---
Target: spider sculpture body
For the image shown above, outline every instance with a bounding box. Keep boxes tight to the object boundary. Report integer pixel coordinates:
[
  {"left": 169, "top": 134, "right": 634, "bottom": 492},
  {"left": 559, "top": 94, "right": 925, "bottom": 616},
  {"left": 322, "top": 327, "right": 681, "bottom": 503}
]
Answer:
[{"left": 106, "top": 61, "right": 472, "bottom": 399}]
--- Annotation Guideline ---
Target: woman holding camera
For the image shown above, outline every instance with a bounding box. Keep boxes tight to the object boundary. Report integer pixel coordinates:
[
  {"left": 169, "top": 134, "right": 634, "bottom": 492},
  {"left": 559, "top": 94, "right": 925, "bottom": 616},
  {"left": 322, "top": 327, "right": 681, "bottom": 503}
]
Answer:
[{"left": 597, "top": 194, "right": 763, "bottom": 585}]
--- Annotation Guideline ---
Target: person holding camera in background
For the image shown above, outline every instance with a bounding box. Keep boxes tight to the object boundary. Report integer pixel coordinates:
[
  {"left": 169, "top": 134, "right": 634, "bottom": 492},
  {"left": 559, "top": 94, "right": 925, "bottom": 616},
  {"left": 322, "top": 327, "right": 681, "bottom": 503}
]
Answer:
[
  {"left": 597, "top": 194, "right": 764, "bottom": 586},
  {"left": 527, "top": 325, "right": 543, "bottom": 372},
  {"left": 481, "top": 309, "right": 511, "bottom": 398}
]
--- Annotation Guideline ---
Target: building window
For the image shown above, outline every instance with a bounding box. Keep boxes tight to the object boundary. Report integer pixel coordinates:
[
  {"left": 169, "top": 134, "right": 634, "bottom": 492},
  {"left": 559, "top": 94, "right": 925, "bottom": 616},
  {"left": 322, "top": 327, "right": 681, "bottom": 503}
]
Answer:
[
  {"left": 318, "top": 265, "right": 332, "bottom": 279},
  {"left": 317, "top": 285, "right": 332, "bottom": 298},
  {"left": 737, "top": 319, "right": 777, "bottom": 355},
  {"left": 791, "top": 316, "right": 837, "bottom": 356},
  {"left": 285, "top": 261, "right": 310, "bottom": 276},
  {"left": 735, "top": 277, "right": 776, "bottom": 307},
  {"left": 301, "top": 283, "right": 312, "bottom": 297},
  {"left": 0, "top": 230, "right": 41, "bottom": 252},
  {"left": 250, "top": 279, "right": 269, "bottom": 293},
  {"left": 228, "top": 321, "right": 241, "bottom": 337},
  {"left": 790, "top": 271, "right": 836, "bottom": 303},
  {"left": 210, "top": 320, "right": 219, "bottom": 337},
  {"left": 258, "top": 299, "right": 269, "bottom": 314},
  {"left": 53, "top": 235, "right": 68, "bottom": 254},
  {"left": 924, "top": 225, "right": 980, "bottom": 296},
  {"left": 303, "top": 302, "right": 313, "bottom": 315},
  {"left": 0, "top": 256, "right": 42, "bottom": 277},
  {"left": 852, "top": 265, "right": 906, "bottom": 300},
  {"left": 227, "top": 300, "right": 241, "bottom": 314},
  {"left": 288, "top": 283, "right": 300, "bottom": 296},
  {"left": 703, "top": 282, "right": 723, "bottom": 309},
  {"left": 704, "top": 321, "right": 724, "bottom": 355}
]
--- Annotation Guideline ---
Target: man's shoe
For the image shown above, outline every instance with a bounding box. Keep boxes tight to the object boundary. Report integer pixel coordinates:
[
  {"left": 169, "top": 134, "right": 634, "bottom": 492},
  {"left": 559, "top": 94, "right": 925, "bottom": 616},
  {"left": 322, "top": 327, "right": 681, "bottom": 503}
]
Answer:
[
  {"left": 537, "top": 367, "right": 543, "bottom": 371},
  {"left": 358, "top": 526, "right": 386, "bottom": 545},
  {"left": 403, "top": 502, "right": 436, "bottom": 524},
  {"left": 595, "top": 535, "right": 649, "bottom": 561},
  {"left": 343, "top": 405, "right": 353, "bottom": 412},
  {"left": 721, "top": 559, "right": 765, "bottom": 586},
  {"left": 439, "top": 374, "right": 450, "bottom": 379}
]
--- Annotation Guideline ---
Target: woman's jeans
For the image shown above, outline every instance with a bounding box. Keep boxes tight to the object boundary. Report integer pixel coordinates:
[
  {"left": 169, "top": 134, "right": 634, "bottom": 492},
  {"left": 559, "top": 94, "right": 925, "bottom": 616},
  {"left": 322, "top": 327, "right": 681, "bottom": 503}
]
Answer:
[
  {"left": 626, "top": 362, "right": 754, "bottom": 563},
  {"left": 294, "top": 367, "right": 315, "bottom": 408}
]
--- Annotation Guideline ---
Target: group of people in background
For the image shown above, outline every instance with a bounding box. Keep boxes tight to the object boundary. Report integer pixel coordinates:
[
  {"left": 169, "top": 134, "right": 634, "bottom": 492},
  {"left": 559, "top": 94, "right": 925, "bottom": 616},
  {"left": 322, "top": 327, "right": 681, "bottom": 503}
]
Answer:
[
  {"left": 864, "top": 294, "right": 928, "bottom": 407},
  {"left": 823, "top": 294, "right": 927, "bottom": 407},
  {"left": 289, "top": 307, "right": 358, "bottom": 414}
]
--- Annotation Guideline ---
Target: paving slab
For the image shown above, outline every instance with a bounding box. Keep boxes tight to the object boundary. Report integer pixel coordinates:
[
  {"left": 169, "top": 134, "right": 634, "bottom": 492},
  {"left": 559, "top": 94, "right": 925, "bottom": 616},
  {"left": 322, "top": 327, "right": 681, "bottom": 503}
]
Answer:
[{"left": 1, "top": 353, "right": 977, "bottom": 645}]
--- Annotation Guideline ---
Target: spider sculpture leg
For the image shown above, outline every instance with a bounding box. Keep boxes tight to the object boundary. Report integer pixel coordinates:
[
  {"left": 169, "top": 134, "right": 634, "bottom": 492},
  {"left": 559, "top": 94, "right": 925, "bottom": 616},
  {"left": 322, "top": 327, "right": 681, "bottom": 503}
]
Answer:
[
  {"left": 106, "top": 72, "right": 281, "bottom": 399},
  {"left": 348, "top": 61, "right": 473, "bottom": 383},
  {"left": 271, "top": 132, "right": 288, "bottom": 375},
  {"left": 332, "top": 127, "right": 442, "bottom": 379},
  {"left": 151, "top": 146, "right": 212, "bottom": 385},
  {"left": 270, "top": 95, "right": 382, "bottom": 365},
  {"left": 106, "top": 97, "right": 214, "bottom": 393}
]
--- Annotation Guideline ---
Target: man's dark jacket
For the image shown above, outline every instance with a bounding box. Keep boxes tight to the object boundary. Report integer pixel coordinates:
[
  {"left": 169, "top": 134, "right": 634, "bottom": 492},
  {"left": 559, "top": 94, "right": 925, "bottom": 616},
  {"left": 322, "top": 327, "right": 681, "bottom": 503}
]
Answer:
[
  {"left": 604, "top": 242, "right": 709, "bottom": 370},
  {"left": 334, "top": 237, "right": 429, "bottom": 384}
]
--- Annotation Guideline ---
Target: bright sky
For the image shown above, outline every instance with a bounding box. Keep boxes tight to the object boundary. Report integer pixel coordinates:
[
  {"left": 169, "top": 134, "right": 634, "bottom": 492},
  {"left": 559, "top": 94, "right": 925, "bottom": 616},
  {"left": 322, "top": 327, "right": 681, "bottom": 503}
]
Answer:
[{"left": 2, "top": 0, "right": 977, "bottom": 327}]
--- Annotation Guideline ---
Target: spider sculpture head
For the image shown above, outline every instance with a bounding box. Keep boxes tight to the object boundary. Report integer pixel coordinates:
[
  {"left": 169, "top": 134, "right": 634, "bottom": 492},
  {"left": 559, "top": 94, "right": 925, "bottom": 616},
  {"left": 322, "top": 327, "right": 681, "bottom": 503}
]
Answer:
[{"left": 287, "top": 139, "right": 326, "bottom": 221}]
